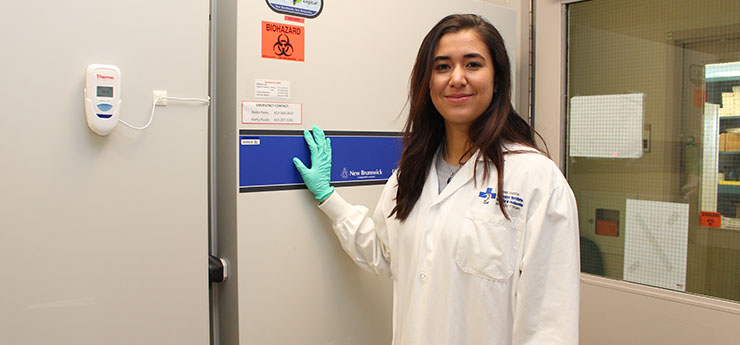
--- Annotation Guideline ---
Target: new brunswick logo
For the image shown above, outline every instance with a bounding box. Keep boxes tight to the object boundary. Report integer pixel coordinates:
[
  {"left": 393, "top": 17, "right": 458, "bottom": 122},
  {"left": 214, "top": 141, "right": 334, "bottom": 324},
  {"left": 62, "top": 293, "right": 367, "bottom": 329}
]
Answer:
[{"left": 479, "top": 188, "right": 496, "bottom": 204}]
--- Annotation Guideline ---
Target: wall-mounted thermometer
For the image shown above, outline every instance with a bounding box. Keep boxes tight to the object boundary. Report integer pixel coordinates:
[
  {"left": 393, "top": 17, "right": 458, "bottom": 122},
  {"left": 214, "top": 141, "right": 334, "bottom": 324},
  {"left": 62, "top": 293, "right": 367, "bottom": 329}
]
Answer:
[{"left": 84, "top": 64, "right": 121, "bottom": 135}]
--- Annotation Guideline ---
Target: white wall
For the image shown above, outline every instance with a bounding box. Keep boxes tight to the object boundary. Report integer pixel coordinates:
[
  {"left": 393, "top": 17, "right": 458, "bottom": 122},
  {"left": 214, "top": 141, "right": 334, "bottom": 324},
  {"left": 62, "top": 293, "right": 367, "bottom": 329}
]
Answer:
[
  {"left": 581, "top": 275, "right": 740, "bottom": 345},
  {"left": 0, "top": 1, "right": 210, "bottom": 344},
  {"left": 534, "top": 0, "right": 566, "bottom": 166}
]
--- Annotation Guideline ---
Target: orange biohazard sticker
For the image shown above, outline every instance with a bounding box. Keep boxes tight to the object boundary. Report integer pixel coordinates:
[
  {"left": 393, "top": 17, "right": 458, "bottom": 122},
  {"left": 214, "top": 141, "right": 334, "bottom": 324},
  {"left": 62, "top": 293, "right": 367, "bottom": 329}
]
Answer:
[
  {"left": 596, "top": 220, "right": 619, "bottom": 237},
  {"left": 693, "top": 88, "right": 706, "bottom": 107},
  {"left": 262, "top": 21, "right": 304, "bottom": 62},
  {"left": 699, "top": 211, "right": 721, "bottom": 228}
]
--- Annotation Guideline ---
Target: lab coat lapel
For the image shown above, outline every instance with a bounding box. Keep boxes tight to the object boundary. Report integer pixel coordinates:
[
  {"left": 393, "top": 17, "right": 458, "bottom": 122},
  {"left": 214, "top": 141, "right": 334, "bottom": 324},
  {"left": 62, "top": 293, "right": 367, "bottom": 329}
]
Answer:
[
  {"left": 422, "top": 159, "right": 439, "bottom": 198},
  {"left": 422, "top": 146, "right": 444, "bottom": 205}
]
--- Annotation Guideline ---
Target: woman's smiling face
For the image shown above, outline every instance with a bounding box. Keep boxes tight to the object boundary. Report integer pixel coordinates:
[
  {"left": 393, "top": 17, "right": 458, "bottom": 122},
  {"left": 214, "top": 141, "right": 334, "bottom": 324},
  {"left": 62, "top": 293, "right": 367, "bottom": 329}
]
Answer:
[{"left": 429, "top": 29, "right": 495, "bottom": 131}]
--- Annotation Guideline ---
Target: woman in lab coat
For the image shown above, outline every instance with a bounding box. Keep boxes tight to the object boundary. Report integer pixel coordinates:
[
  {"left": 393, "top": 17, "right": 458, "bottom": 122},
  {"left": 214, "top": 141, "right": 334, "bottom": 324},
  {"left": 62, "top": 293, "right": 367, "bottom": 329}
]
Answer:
[{"left": 293, "top": 14, "right": 580, "bottom": 345}]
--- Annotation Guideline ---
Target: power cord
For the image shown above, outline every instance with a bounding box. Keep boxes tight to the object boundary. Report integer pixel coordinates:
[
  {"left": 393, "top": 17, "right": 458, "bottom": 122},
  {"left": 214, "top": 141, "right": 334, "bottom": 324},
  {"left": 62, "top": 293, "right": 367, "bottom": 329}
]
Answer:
[{"left": 118, "top": 95, "right": 210, "bottom": 130}]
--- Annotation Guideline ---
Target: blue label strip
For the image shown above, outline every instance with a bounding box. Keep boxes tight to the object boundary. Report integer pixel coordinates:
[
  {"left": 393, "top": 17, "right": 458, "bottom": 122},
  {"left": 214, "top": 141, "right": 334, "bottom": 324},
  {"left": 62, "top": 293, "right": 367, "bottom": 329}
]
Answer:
[{"left": 239, "top": 130, "right": 402, "bottom": 193}]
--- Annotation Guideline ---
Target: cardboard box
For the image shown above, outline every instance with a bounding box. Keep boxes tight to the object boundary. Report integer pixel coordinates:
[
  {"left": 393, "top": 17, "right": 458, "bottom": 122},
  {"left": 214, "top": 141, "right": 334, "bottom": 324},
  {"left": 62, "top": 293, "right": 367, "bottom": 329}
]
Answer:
[
  {"left": 726, "top": 133, "right": 740, "bottom": 151},
  {"left": 724, "top": 99, "right": 736, "bottom": 109},
  {"left": 720, "top": 133, "right": 727, "bottom": 151}
]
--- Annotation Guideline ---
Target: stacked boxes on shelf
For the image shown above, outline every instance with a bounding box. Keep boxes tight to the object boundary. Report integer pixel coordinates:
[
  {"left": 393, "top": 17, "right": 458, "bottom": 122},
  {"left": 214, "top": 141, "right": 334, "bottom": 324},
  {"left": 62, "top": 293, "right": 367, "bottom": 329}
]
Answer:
[
  {"left": 719, "top": 86, "right": 740, "bottom": 117},
  {"left": 720, "top": 131, "right": 740, "bottom": 151},
  {"left": 719, "top": 133, "right": 740, "bottom": 182}
]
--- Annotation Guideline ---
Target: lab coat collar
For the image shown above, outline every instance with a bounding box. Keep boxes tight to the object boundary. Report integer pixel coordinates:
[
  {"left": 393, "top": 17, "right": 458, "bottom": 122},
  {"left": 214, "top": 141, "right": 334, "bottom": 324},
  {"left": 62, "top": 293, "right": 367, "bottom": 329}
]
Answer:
[
  {"left": 474, "top": 142, "right": 541, "bottom": 162},
  {"left": 429, "top": 142, "right": 541, "bottom": 206}
]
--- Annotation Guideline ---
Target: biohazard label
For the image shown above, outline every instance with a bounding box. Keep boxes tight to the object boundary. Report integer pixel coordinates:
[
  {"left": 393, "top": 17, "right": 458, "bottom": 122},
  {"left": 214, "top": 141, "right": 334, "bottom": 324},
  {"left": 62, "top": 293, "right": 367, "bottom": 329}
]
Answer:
[
  {"left": 262, "top": 21, "right": 304, "bottom": 62},
  {"left": 699, "top": 211, "right": 721, "bottom": 228}
]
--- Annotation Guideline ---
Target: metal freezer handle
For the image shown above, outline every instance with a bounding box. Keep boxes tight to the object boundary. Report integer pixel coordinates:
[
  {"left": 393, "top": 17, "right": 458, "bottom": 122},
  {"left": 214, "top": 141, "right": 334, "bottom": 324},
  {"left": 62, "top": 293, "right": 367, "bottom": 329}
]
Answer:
[{"left": 209, "top": 255, "right": 228, "bottom": 283}]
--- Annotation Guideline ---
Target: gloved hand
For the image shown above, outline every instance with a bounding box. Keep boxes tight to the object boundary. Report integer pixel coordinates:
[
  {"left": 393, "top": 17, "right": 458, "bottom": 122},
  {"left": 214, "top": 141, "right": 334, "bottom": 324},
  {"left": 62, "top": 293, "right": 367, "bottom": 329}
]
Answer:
[{"left": 293, "top": 125, "right": 335, "bottom": 202}]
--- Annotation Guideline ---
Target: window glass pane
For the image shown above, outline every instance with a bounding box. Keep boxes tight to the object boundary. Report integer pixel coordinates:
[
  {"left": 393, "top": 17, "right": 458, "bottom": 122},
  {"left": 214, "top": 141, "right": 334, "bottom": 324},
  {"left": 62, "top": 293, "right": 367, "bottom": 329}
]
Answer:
[{"left": 567, "top": 0, "right": 740, "bottom": 302}]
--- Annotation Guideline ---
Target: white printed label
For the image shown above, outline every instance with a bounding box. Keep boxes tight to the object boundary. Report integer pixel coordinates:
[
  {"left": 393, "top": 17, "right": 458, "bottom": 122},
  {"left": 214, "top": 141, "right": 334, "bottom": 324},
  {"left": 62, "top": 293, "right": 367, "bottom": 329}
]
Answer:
[
  {"left": 255, "top": 79, "right": 291, "bottom": 99},
  {"left": 242, "top": 101, "right": 302, "bottom": 124},
  {"left": 241, "top": 139, "right": 261, "bottom": 145}
]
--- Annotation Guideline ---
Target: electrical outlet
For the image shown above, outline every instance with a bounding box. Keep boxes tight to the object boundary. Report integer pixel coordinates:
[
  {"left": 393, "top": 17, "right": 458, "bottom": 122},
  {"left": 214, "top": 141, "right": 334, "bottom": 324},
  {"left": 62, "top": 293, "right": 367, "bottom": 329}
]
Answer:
[{"left": 153, "top": 90, "right": 168, "bottom": 106}]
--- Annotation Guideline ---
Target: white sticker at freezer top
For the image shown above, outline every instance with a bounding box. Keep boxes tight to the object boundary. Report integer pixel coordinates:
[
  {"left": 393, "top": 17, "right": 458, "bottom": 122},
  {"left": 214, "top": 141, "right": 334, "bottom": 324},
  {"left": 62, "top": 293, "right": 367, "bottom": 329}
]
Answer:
[
  {"left": 241, "top": 101, "right": 302, "bottom": 124},
  {"left": 255, "top": 79, "right": 291, "bottom": 99},
  {"left": 241, "top": 139, "right": 261, "bottom": 146}
]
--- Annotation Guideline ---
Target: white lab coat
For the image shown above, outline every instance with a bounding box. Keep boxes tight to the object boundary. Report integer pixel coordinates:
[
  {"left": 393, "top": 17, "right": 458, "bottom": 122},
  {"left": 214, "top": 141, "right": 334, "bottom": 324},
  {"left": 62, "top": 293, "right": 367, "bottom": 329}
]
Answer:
[{"left": 319, "top": 143, "right": 580, "bottom": 345}]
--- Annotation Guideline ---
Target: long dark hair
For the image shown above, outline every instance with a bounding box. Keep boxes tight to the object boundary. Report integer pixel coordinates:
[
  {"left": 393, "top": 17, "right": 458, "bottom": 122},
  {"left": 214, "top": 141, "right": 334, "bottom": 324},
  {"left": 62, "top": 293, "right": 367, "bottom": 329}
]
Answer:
[{"left": 390, "top": 14, "right": 541, "bottom": 221}]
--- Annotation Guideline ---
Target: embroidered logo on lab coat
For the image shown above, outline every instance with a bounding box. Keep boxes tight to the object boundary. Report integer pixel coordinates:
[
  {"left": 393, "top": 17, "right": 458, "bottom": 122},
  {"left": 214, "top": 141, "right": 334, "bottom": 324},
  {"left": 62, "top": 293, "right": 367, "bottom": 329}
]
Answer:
[{"left": 479, "top": 188, "right": 525, "bottom": 209}]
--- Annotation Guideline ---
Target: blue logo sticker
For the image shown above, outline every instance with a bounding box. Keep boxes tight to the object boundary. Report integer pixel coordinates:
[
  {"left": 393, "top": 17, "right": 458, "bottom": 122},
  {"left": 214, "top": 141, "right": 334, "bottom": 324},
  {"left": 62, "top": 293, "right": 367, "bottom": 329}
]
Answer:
[
  {"left": 479, "top": 188, "right": 525, "bottom": 208},
  {"left": 479, "top": 188, "right": 496, "bottom": 204},
  {"left": 266, "top": 0, "right": 323, "bottom": 18}
]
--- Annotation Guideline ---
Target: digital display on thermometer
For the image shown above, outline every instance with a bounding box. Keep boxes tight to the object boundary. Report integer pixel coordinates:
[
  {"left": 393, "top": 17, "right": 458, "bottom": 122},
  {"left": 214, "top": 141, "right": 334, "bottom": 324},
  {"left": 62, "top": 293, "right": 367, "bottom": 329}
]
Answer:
[{"left": 97, "top": 86, "right": 113, "bottom": 97}]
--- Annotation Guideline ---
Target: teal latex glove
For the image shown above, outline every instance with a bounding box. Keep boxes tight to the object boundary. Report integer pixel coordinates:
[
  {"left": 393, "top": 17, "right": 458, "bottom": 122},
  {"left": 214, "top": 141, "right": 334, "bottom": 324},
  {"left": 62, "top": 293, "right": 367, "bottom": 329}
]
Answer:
[{"left": 293, "top": 125, "right": 335, "bottom": 201}]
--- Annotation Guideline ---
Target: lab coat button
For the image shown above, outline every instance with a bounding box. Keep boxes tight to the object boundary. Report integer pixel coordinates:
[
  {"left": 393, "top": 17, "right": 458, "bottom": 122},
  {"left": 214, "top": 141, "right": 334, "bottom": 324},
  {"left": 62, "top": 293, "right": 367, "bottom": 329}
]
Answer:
[{"left": 419, "top": 273, "right": 426, "bottom": 281}]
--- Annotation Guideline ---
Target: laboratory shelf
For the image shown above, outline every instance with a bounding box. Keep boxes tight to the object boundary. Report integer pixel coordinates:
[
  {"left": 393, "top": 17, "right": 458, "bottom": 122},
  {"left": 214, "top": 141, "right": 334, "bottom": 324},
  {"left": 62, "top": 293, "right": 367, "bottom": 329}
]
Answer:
[
  {"left": 718, "top": 182, "right": 740, "bottom": 194},
  {"left": 720, "top": 151, "right": 740, "bottom": 155}
]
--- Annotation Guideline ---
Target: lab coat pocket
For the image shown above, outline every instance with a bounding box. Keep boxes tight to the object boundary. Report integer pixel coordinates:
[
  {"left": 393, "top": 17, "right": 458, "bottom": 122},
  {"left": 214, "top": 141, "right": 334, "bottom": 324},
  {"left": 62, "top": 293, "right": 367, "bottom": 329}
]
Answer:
[{"left": 455, "top": 209, "right": 522, "bottom": 281}]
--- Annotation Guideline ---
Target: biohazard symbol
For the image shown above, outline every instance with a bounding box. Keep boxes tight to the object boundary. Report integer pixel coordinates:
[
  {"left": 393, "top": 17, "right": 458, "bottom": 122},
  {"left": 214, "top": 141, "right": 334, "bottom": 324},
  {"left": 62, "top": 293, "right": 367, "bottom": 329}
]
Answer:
[
  {"left": 273, "top": 34, "right": 294, "bottom": 57},
  {"left": 699, "top": 211, "right": 721, "bottom": 228}
]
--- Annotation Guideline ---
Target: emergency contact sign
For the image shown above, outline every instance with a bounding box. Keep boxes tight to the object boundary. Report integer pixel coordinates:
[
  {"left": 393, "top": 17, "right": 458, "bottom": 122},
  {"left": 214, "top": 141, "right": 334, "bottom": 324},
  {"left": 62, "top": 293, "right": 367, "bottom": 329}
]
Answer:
[
  {"left": 242, "top": 101, "right": 302, "bottom": 124},
  {"left": 262, "top": 21, "right": 305, "bottom": 62}
]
